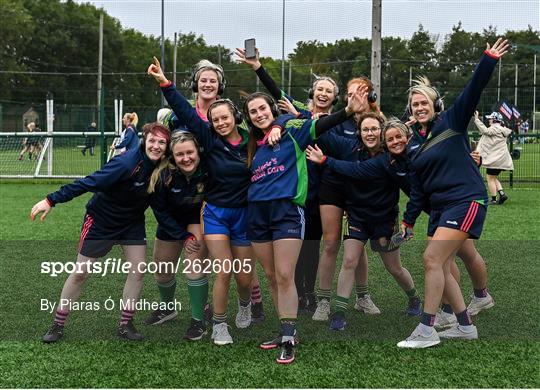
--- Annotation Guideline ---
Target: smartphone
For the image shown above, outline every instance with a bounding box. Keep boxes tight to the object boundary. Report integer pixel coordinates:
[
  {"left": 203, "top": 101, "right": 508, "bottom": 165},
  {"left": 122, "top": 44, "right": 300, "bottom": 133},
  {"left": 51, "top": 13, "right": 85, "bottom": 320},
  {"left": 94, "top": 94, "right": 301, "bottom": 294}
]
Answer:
[{"left": 245, "top": 38, "right": 256, "bottom": 59}]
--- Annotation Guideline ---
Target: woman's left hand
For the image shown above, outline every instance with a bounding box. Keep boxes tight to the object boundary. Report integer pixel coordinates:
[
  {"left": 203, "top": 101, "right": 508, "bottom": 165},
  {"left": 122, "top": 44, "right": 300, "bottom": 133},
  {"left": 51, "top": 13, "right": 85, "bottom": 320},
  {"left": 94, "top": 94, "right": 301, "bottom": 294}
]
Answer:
[
  {"left": 306, "top": 144, "right": 325, "bottom": 164},
  {"left": 346, "top": 84, "right": 369, "bottom": 115},
  {"left": 486, "top": 38, "right": 509, "bottom": 59},
  {"left": 278, "top": 98, "right": 299, "bottom": 117},
  {"left": 183, "top": 235, "right": 201, "bottom": 255},
  {"left": 267, "top": 126, "right": 282, "bottom": 146}
]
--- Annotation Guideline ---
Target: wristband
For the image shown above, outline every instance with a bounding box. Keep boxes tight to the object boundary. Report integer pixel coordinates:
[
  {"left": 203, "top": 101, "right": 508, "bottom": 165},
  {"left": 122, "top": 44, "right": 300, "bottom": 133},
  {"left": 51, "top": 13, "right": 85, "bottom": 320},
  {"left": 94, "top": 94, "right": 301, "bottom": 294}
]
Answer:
[
  {"left": 484, "top": 49, "right": 500, "bottom": 60},
  {"left": 160, "top": 81, "right": 172, "bottom": 88},
  {"left": 320, "top": 155, "right": 327, "bottom": 165},
  {"left": 45, "top": 197, "right": 55, "bottom": 207},
  {"left": 402, "top": 220, "right": 414, "bottom": 229}
]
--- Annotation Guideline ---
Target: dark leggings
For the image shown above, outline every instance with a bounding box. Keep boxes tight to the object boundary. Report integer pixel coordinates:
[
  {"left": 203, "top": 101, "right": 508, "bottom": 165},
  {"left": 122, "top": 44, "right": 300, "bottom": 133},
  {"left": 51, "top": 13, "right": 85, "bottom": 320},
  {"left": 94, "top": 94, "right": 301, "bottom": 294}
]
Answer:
[{"left": 295, "top": 200, "right": 323, "bottom": 296}]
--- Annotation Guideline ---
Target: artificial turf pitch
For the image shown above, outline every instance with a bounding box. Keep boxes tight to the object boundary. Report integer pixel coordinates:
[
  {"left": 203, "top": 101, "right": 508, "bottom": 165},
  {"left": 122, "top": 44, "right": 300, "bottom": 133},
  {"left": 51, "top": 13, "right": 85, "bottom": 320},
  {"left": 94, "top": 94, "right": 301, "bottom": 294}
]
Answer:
[{"left": 0, "top": 183, "right": 538, "bottom": 388}]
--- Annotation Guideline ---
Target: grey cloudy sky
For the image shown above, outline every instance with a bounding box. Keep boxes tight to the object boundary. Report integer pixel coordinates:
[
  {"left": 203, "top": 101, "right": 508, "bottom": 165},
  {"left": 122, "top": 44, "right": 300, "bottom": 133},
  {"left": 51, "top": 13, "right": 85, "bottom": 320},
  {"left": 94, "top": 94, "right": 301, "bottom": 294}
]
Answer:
[{"left": 76, "top": 0, "right": 539, "bottom": 58}]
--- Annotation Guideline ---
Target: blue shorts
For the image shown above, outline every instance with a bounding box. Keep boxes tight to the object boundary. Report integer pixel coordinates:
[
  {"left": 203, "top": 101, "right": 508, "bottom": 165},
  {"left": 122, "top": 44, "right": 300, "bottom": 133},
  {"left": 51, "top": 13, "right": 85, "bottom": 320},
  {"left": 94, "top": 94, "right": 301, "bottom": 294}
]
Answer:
[
  {"left": 247, "top": 199, "right": 305, "bottom": 242},
  {"left": 156, "top": 206, "right": 201, "bottom": 241},
  {"left": 202, "top": 202, "right": 250, "bottom": 246},
  {"left": 344, "top": 216, "right": 399, "bottom": 252},
  {"left": 427, "top": 201, "right": 487, "bottom": 239},
  {"left": 78, "top": 214, "right": 146, "bottom": 258}
]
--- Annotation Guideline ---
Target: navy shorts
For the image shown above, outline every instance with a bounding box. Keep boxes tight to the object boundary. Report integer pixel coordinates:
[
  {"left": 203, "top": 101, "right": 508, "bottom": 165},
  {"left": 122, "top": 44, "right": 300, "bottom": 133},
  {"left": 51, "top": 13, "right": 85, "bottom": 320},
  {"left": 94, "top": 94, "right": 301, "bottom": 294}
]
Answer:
[
  {"left": 202, "top": 202, "right": 250, "bottom": 246},
  {"left": 344, "top": 216, "right": 399, "bottom": 253},
  {"left": 427, "top": 201, "right": 487, "bottom": 239},
  {"left": 155, "top": 207, "right": 201, "bottom": 241},
  {"left": 318, "top": 182, "right": 347, "bottom": 209},
  {"left": 78, "top": 214, "right": 146, "bottom": 258},
  {"left": 247, "top": 199, "right": 305, "bottom": 242}
]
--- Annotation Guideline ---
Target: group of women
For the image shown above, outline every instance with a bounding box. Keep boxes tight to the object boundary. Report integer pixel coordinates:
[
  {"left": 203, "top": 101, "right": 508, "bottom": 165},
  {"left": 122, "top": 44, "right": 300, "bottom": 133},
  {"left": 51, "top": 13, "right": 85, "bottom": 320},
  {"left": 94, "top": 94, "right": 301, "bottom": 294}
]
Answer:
[{"left": 31, "top": 37, "right": 508, "bottom": 363}]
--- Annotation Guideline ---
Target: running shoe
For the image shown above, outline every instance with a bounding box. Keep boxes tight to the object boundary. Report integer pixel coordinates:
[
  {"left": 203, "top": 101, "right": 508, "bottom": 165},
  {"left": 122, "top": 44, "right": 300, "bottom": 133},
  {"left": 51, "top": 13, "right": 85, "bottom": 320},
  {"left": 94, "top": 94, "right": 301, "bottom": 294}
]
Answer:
[
  {"left": 406, "top": 297, "right": 422, "bottom": 316},
  {"left": 183, "top": 318, "right": 207, "bottom": 341},
  {"left": 235, "top": 301, "right": 252, "bottom": 328},
  {"left": 397, "top": 323, "right": 440, "bottom": 348},
  {"left": 438, "top": 324, "right": 478, "bottom": 340},
  {"left": 42, "top": 323, "right": 64, "bottom": 343},
  {"left": 312, "top": 299, "right": 330, "bottom": 321},
  {"left": 329, "top": 312, "right": 347, "bottom": 331},
  {"left": 354, "top": 294, "right": 381, "bottom": 315},
  {"left": 211, "top": 322, "right": 233, "bottom": 345},
  {"left": 117, "top": 320, "right": 143, "bottom": 341},
  {"left": 144, "top": 309, "right": 178, "bottom": 325},
  {"left": 467, "top": 293, "right": 495, "bottom": 316}
]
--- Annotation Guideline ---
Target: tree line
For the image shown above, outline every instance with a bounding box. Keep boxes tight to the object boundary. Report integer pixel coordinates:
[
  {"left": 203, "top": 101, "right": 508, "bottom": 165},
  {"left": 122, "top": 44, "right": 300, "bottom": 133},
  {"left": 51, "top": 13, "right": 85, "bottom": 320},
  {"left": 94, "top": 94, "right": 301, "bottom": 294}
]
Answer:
[{"left": 1, "top": 0, "right": 538, "bottom": 120}]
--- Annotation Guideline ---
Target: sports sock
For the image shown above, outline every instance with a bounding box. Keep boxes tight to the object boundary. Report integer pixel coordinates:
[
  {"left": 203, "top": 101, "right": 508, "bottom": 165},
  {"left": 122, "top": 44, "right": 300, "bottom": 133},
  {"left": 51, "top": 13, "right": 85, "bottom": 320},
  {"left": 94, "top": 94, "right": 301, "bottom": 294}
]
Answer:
[
  {"left": 333, "top": 295, "right": 349, "bottom": 315},
  {"left": 212, "top": 312, "right": 227, "bottom": 325},
  {"left": 119, "top": 309, "right": 135, "bottom": 325},
  {"left": 280, "top": 318, "right": 297, "bottom": 337},
  {"left": 474, "top": 287, "right": 488, "bottom": 298},
  {"left": 491, "top": 195, "right": 497, "bottom": 201},
  {"left": 54, "top": 310, "right": 69, "bottom": 326},
  {"left": 456, "top": 309, "right": 472, "bottom": 326},
  {"left": 356, "top": 285, "right": 369, "bottom": 299},
  {"left": 441, "top": 303, "right": 453, "bottom": 314},
  {"left": 187, "top": 276, "right": 208, "bottom": 321},
  {"left": 157, "top": 278, "right": 177, "bottom": 304},
  {"left": 420, "top": 311, "right": 436, "bottom": 327},
  {"left": 405, "top": 288, "right": 418, "bottom": 299},
  {"left": 317, "top": 288, "right": 331, "bottom": 302},
  {"left": 251, "top": 283, "right": 262, "bottom": 304}
]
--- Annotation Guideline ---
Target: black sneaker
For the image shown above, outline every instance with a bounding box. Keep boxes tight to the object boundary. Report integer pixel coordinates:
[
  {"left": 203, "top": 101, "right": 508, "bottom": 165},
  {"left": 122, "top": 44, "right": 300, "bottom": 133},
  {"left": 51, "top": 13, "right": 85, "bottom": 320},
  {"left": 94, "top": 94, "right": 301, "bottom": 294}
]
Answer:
[
  {"left": 297, "top": 295, "right": 308, "bottom": 315},
  {"left": 305, "top": 292, "right": 317, "bottom": 314},
  {"left": 43, "top": 323, "right": 64, "bottom": 343},
  {"left": 203, "top": 303, "right": 213, "bottom": 325},
  {"left": 251, "top": 301, "right": 265, "bottom": 324},
  {"left": 144, "top": 309, "right": 178, "bottom": 325},
  {"left": 260, "top": 332, "right": 282, "bottom": 350},
  {"left": 489, "top": 199, "right": 498, "bottom": 205},
  {"left": 117, "top": 320, "right": 143, "bottom": 341},
  {"left": 260, "top": 330, "right": 299, "bottom": 350},
  {"left": 498, "top": 193, "right": 508, "bottom": 205},
  {"left": 276, "top": 341, "right": 295, "bottom": 364},
  {"left": 183, "top": 319, "right": 207, "bottom": 341}
]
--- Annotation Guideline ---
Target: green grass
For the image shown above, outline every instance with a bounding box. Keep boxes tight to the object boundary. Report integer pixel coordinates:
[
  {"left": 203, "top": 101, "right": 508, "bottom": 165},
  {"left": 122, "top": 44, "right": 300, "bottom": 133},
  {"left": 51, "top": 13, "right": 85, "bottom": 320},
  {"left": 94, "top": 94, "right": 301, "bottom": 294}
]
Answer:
[{"left": 0, "top": 183, "right": 539, "bottom": 388}]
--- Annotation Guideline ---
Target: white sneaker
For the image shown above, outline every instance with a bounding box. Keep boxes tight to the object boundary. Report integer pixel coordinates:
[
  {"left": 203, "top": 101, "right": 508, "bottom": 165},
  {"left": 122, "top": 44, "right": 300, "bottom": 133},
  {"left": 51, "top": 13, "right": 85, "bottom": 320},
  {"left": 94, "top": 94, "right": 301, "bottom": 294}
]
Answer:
[
  {"left": 467, "top": 293, "right": 495, "bottom": 316},
  {"left": 235, "top": 301, "right": 252, "bottom": 329},
  {"left": 354, "top": 294, "right": 381, "bottom": 315},
  {"left": 312, "top": 299, "right": 330, "bottom": 321},
  {"left": 397, "top": 323, "right": 440, "bottom": 348},
  {"left": 434, "top": 309, "right": 458, "bottom": 328},
  {"left": 211, "top": 322, "right": 233, "bottom": 345},
  {"left": 438, "top": 324, "right": 478, "bottom": 340}
]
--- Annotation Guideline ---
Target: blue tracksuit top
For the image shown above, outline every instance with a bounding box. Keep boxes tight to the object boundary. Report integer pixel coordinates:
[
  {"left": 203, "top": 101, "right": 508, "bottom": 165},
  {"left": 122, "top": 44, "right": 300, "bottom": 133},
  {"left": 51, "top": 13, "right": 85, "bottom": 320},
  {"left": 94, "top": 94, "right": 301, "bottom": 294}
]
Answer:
[
  {"left": 160, "top": 82, "right": 251, "bottom": 208},
  {"left": 150, "top": 166, "right": 207, "bottom": 240},
  {"left": 115, "top": 125, "right": 139, "bottom": 150},
  {"left": 249, "top": 116, "right": 316, "bottom": 206},
  {"left": 47, "top": 145, "right": 157, "bottom": 225},
  {"left": 323, "top": 133, "right": 408, "bottom": 223},
  {"left": 403, "top": 52, "right": 498, "bottom": 226}
]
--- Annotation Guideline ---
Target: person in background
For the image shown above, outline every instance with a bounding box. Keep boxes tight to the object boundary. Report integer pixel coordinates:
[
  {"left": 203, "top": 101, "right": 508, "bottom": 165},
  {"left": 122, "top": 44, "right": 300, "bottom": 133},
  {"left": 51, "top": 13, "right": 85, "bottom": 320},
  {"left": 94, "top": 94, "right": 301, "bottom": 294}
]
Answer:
[
  {"left": 82, "top": 122, "right": 97, "bottom": 156},
  {"left": 473, "top": 111, "right": 513, "bottom": 205}
]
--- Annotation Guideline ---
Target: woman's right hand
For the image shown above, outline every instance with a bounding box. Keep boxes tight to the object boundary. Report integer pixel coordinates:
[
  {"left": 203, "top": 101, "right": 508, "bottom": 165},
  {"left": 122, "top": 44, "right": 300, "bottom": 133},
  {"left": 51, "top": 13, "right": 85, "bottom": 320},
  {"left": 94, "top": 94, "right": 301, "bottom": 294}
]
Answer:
[
  {"left": 474, "top": 110, "right": 479, "bottom": 120},
  {"left": 30, "top": 199, "right": 52, "bottom": 222},
  {"left": 147, "top": 56, "right": 169, "bottom": 84},
  {"left": 234, "top": 47, "right": 261, "bottom": 70}
]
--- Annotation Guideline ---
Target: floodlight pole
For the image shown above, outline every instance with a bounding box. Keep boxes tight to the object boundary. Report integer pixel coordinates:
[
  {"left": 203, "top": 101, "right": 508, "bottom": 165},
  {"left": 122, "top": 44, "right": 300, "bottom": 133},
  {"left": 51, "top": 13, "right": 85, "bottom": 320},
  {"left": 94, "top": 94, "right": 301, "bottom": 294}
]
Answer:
[
  {"left": 371, "top": 0, "right": 382, "bottom": 100},
  {"left": 281, "top": 0, "right": 286, "bottom": 90},
  {"left": 161, "top": 0, "right": 165, "bottom": 107}
]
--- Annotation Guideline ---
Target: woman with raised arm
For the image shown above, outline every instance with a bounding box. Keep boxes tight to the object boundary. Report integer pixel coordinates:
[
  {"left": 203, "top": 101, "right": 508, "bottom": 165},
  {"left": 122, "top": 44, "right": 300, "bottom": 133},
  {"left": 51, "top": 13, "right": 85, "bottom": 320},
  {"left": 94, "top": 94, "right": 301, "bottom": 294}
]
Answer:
[
  {"left": 31, "top": 122, "right": 171, "bottom": 343},
  {"left": 243, "top": 85, "right": 367, "bottom": 364},
  {"left": 146, "top": 131, "right": 210, "bottom": 342},
  {"left": 396, "top": 38, "right": 509, "bottom": 348},
  {"left": 148, "top": 58, "right": 257, "bottom": 346}
]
